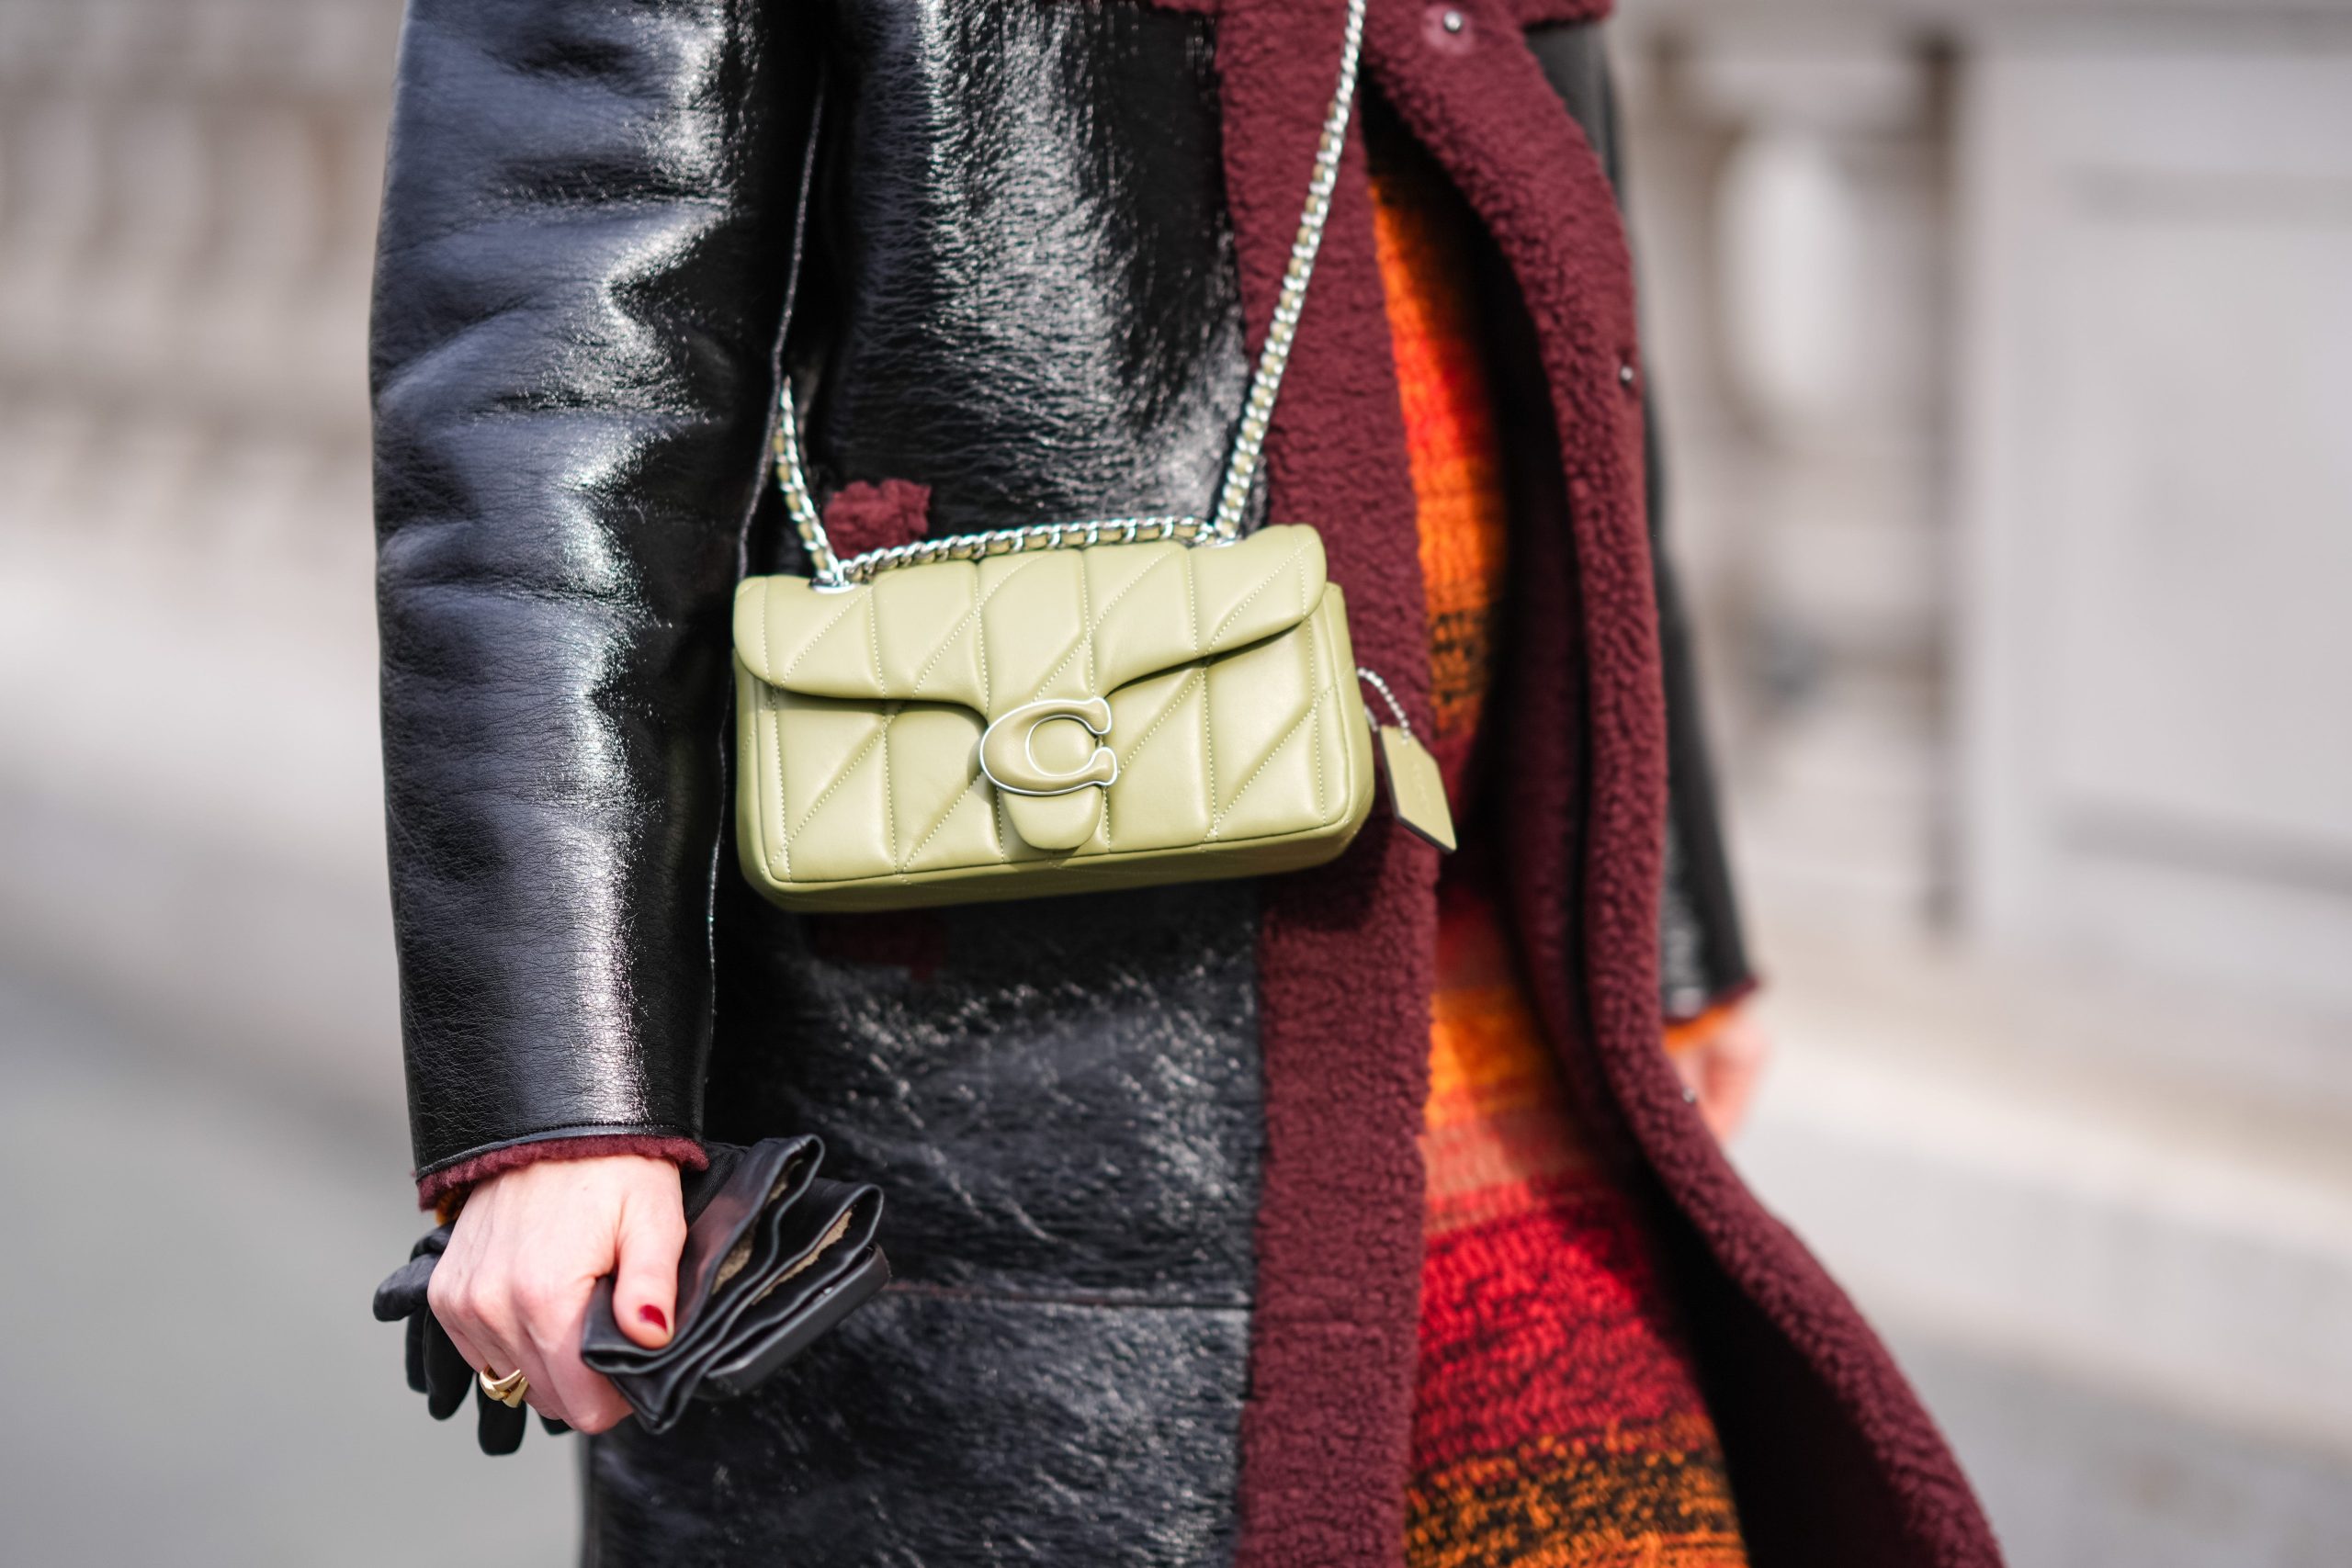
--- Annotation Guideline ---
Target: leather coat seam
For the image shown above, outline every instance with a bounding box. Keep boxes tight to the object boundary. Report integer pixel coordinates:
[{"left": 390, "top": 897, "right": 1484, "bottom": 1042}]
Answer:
[{"left": 882, "top": 1280, "right": 1250, "bottom": 1314}]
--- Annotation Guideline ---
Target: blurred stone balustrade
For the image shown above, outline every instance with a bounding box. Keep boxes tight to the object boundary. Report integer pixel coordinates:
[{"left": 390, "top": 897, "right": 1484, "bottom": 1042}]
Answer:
[
  {"left": 0, "top": 0, "right": 404, "bottom": 1107},
  {"left": 1619, "top": 0, "right": 2352, "bottom": 1002},
  {"left": 1625, "top": 21, "right": 1953, "bottom": 923},
  {"left": 1617, "top": 1, "right": 2352, "bottom": 1559},
  {"left": 0, "top": 0, "right": 391, "bottom": 527}
]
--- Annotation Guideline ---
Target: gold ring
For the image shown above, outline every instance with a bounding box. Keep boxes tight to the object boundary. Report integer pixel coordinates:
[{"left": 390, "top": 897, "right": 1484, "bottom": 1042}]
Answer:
[{"left": 479, "top": 1366, "right": 528, "bottom": 1408}]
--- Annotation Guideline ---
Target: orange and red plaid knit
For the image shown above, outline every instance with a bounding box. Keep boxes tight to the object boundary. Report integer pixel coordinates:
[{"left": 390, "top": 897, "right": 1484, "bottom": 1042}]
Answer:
[{"left": 1371, "top": 120, "right": 1752, "bottom": 1568}]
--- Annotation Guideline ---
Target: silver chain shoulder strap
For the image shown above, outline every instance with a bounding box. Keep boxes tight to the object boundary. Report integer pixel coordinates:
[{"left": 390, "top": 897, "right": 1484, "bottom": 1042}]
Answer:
[{"left": 774, "top": 0, "right": 1368, "bottom": 588}]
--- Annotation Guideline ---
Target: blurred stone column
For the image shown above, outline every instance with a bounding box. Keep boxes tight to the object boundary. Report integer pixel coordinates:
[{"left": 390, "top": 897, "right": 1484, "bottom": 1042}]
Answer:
[
  {"left": 0, "top": 0, "right": 408, "bottom": 1106},
  {"left": 1676, "top": 31, "right": 1951, "bottom": 925}
]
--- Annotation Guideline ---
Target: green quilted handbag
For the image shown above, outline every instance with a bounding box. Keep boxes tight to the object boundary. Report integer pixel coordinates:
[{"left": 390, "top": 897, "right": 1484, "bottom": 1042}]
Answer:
[{"left": 732, "top": 0, "right": 1437, "bottom": 912}]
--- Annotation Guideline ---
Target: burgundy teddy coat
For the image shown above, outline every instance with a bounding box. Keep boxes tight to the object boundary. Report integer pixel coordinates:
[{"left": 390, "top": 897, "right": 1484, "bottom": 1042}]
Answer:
[{"left": 368, "top": 0, "right": 2001, "bottom": 1562}]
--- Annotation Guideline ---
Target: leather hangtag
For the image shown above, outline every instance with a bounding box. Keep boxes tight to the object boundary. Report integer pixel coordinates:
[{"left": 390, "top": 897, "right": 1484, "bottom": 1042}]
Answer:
[{"left": 1377, "top": 727, "right": 1456, "bottom": 852}]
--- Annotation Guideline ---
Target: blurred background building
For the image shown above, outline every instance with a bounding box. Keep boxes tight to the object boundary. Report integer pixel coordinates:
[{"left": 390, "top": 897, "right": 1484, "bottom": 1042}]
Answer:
[{"left": 1, "top": 1, "right": 2346, "bottom": 1563}]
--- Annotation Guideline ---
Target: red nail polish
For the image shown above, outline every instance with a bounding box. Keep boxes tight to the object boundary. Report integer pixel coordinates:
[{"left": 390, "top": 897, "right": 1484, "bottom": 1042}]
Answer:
[{"left": 639, "top": 1304, "right": 668, "bottom": 1331}]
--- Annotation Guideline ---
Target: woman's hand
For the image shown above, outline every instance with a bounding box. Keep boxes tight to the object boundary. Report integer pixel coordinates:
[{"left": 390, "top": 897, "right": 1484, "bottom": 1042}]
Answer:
[
  {"left": 1669, "top": 1007, "right": 1773, "bottom": 1144},
  {"left": 426, "top": 1154, "right": 686, "bottom": 1434}
]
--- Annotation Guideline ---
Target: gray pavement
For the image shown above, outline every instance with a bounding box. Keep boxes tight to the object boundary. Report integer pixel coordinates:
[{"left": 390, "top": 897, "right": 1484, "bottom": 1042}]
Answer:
[
  {"left": 1896, "top": 1338, "right": 2352, "bottom": 1568},
  {"left": 0, "top": 976, "right": 573, "bottom": 1568},
  {"left": 7, "top": 964, "right": 2352, "bottom": 1566}
]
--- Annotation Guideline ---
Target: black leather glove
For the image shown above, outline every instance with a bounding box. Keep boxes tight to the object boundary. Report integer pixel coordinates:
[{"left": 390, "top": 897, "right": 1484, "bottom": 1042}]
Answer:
[{"left": 373, "top": 1136, "right": 887, "bottom": 1451}]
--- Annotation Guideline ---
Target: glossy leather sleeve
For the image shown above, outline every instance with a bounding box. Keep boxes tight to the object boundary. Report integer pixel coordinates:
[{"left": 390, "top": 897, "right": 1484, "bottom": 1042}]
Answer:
[
  {"left": 369, "top": 0, "right": 812, "bottom": 1184},
  {"left": 1528, "top": 20, "right": 1755, "bottom": 1017}
]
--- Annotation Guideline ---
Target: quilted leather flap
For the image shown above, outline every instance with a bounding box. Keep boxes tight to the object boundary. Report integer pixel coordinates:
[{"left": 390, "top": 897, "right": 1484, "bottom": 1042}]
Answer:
[{"left": 734, "top": 525, "right": 1327, "bottom": 720}]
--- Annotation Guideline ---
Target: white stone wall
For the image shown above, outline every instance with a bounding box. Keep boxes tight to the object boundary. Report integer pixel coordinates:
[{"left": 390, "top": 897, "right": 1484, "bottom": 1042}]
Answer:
[{"left": 1615, "top": 3, "right": 2352, "bottom": 1558}]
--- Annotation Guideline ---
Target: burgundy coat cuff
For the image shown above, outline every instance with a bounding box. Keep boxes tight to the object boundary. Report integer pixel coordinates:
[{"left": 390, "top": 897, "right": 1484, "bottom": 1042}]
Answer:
[{"left": 417, "top": 1134, "right": 709, "bottom": 1213}]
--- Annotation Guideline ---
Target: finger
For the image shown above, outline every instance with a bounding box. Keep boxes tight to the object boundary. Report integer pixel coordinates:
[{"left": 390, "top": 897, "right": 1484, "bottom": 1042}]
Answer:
[
  {"left": 469, "top": 1283, "right": 578, "bottom": 1428},
  {"left": 538, "top": 1358, "right": 631, "bottom": 1436},
  {"left": 1706, "top": 1053, "right": 1763, "bottom": 1143},
  {"left": 469, "top": 1328, "right": 567, "bottom": 1430},
  {"left": 442, "top": 1243, "right": 574, "bottom": 1426},
  {"left": 611, "top": 1180, "right": 686, "bottom": 1351},
  {"left": 492, "top": 1331, "right": 570, "bottom": 1429},
  {"left": 1668, "top": 1041, "right": 1707, "bottom": 1106},
  {"left": 426, "top": 1256, "right": 487, "bottom": 1415},
  {"left": 431, "top": 1198, "right": 567, "bottom": 1426},
  {"left": 431, "top": 1288, "right": 543, "bottom": 1424},
  {"left": 1701, "top": 1018, "right": 1771, "bottom": 1141},
  {"left": 516, "top": 1279, "right": 633, "bottom": 1435}
]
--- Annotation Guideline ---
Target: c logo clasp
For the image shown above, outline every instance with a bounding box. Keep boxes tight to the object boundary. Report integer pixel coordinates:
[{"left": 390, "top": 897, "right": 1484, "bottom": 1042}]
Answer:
[{"left": 978, "top": 697, "right": 1118, "bottom": 796}]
